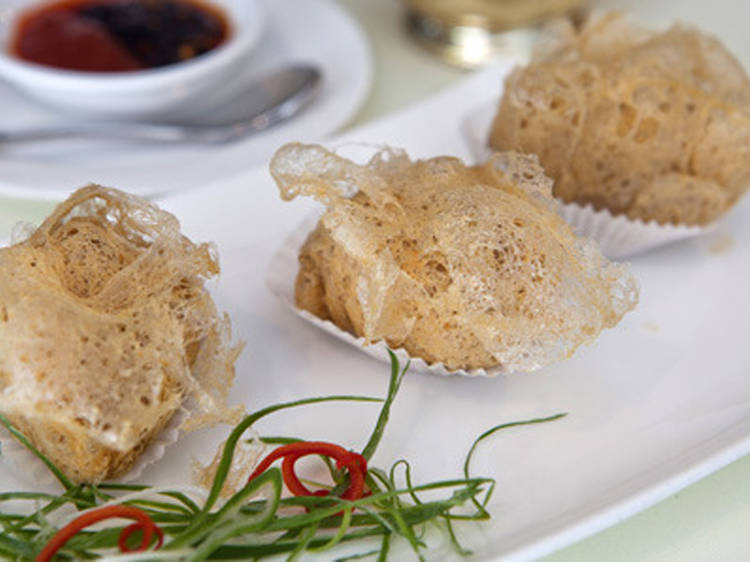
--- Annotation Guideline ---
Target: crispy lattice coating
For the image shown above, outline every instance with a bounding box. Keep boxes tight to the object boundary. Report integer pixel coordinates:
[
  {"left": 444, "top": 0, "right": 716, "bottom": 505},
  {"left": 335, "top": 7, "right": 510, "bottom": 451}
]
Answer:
[
  {"left": 271, "top": 143, "right": 638, "bottom": 372},
  {"left": 0, "top": 186, "right": 241, "bottom": 483},
  {"left": 489, "top": 13, "right": 750, "bottom": 225}
]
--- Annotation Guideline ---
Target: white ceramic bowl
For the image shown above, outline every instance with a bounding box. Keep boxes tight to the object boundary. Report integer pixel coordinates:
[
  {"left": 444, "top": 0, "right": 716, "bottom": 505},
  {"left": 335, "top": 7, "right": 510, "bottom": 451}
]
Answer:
[{"left": 0, "top": 0, "right": 264, "bottom": 118}]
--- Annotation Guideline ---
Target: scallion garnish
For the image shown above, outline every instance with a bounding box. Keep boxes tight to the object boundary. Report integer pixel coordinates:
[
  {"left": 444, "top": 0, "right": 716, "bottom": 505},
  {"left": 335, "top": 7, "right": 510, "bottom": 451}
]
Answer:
[{"left": 0, "top": 352, "right": 565, "bottom": 560}]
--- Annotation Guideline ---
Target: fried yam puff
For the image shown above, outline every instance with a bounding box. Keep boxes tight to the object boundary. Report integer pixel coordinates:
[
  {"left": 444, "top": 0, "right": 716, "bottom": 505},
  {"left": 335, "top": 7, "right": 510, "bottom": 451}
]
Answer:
[{"left": 272, "top": 143, "right": 638, "bottom": 372}]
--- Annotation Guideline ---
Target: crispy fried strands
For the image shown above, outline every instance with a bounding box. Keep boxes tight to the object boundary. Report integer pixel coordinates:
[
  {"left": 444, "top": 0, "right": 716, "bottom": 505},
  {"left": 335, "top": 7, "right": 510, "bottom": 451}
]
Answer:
[
  {"left": 0, "top": 185, "right": 241, "bottom": 483},
  {"left": 490, "top": 13, "right": 750, "bottom": 225},
  {"left": 271, "top": 143, "right": 638, "bottom": 371}
]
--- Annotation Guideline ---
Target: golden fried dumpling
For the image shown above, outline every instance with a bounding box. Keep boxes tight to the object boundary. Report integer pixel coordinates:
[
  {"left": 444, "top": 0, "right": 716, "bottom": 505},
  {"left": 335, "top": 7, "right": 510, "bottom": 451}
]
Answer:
[
  {"left": 0, "top": 186, "right": 240, "bottom": 483},
  {"left": 489, "top": 13, "right": 750, "bottom": 225},
  {"left": 271, "top": 143, "right": 638, "bottom": 372}
]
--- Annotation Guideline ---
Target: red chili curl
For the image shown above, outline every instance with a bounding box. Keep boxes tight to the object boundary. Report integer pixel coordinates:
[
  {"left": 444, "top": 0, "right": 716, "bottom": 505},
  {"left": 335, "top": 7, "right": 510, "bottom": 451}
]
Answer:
[
  {"left": 36, "top": 504, "right": 163, "bottom": 562},
  {"left": 248, "top": 441, "right": 368, "bottom": 501}
]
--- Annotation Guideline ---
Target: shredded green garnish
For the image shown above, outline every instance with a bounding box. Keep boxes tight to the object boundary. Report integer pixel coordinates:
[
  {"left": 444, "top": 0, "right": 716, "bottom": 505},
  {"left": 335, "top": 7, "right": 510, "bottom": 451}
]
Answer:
[{"left": 0, "top": 351, "right": 565, "bottom": 560}]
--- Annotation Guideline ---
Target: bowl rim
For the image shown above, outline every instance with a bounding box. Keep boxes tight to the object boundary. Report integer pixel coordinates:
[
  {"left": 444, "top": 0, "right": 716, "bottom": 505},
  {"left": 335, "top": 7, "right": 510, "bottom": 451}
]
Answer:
[{"left": 0, "top": 0, "right": 265, "bottom": 92}]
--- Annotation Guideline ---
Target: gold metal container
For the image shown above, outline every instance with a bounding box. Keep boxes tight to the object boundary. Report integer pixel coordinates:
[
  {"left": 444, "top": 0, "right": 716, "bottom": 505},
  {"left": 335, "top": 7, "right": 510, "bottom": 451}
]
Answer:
[{"left": 404, "top": 0, "right": 587, "bottom": 67}]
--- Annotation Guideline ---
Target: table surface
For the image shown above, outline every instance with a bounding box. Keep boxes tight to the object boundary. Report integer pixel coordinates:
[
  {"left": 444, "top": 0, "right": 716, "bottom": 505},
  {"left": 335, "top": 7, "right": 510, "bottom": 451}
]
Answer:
[{"left": 1, "top": 0, "right": 749, "bottom": 560}]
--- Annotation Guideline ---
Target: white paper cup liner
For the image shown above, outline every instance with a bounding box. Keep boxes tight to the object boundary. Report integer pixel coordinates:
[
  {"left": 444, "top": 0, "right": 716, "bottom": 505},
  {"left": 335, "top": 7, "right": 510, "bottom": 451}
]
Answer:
[
  {"left": 266, "top": 213, "right": 505, "bottom": 378},
  {"left": 555, "top": 201, "right": 707, "bottom": 259},
  {"left": 461, "top": 99, "right": 710, "bottom": 259},
  {"left": 0, "top": 408, "right": 185, "bottom": 488}
]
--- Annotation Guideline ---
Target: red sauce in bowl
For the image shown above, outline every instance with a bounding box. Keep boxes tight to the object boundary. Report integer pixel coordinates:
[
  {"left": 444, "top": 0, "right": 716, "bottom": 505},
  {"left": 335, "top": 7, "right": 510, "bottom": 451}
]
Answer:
[{"left": 10, "top": 0, "right": 230, "bottom": 72}]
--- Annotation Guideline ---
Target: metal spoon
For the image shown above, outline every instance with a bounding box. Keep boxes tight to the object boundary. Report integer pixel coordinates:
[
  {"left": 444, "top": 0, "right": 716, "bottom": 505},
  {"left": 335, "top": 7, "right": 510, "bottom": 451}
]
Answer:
[{"left": 0, "top": 64, "right": 321, "bottom": 145}]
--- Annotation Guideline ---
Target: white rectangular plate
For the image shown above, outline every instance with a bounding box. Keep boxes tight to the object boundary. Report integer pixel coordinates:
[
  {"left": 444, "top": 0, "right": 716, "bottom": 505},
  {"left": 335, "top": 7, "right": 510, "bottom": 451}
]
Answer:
[{"left": 1, "top": 62, "right": 749, "bottom": 561}]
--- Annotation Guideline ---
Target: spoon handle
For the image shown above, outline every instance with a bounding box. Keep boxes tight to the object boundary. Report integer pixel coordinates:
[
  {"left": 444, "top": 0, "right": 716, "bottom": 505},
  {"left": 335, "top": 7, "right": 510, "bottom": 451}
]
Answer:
[{"left": 0, "top": 65, "right": 321, "bottom": 145}]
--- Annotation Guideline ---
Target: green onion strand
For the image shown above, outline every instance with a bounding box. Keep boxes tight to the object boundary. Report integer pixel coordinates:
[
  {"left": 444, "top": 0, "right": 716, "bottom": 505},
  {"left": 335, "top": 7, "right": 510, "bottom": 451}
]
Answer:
[{"left": 0, "top": 353, "right": 564, "bottom": 561}]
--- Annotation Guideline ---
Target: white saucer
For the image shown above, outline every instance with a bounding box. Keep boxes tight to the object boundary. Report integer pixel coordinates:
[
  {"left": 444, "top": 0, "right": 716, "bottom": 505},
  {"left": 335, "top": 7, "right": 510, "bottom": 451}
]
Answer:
[{"left": 0, "top": 0, "right": 372, "bottom": 200}]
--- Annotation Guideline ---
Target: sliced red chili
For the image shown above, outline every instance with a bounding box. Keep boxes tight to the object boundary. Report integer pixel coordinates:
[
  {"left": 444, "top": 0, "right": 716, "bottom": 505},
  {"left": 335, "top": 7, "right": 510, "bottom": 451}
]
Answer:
[
  {"left": 35, "top": 504, "right": 163, "bottom": 562},
  {"left": 248, "top": 441, "right": 368, "bottom": 501},
  {"left": 118, "top": 520, "right": 164, "bottom": 553}
]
